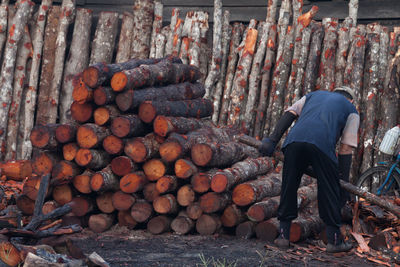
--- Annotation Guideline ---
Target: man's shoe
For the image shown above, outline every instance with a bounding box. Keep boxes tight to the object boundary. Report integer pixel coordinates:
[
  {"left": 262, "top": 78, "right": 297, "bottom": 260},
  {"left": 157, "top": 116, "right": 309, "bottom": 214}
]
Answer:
[
  {"left": 274, "top": 237, "right": 290, "bottom": 249},
  {"left": 326, "top": 241, "right": 352, "bottom": 253}
]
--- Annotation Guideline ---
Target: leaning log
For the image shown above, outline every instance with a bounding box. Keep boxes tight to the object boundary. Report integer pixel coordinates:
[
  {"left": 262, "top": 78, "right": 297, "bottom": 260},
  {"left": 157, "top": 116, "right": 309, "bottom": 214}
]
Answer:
[
  {"left": 165, "top": 7, "right": 180, "bottom": 56},
  {"left": 232, "top": 173, "right": 282, "bottom": 206},
  {"left": 0, "top": 0, "right": 9, "bottom": 58},
  {"left": 138, "top": 98, "right": 213, "bottom": 123},
  {"left": 0, "top": 0, "right": 33, "bottom": 159},
  {"left": 116, "top": 12, "right": 134, "bottom": 63},
  {"left": 59, "top": 8, "right": 92, "bottom": 123},
  {"left": 149, "top": 2, "right": 163, "bottom": 59},
  {"left": 334, "top": 17, "right": 353, "bottom": 87},
  {"left": 131, "top": 0, "right": 154, "bottom": 59},
  {"left": 89, "top": 11, "right": 118, "bottom": 64},
  {"left": 318, "top": 18, "right": 338, "bottom": 91}
]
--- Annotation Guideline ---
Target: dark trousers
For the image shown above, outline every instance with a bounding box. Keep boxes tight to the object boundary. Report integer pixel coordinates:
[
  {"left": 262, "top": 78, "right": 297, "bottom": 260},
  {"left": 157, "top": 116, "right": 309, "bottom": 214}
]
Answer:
[{"left": 277, "top": 142, "right": 342, "bottom": 229}]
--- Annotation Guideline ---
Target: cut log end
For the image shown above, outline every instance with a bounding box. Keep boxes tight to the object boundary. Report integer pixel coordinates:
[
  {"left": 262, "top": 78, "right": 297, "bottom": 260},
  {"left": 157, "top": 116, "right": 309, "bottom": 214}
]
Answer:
[
  {"left": 83, "top": 67, "right": 100, "bottom": 88},
  {"left": 111, "top": 156, "right": 135, "bottom": 176},
  {"left": 255, "top": 220, "right": 279, "bottom": 241},
  {"left": 177, "top": 185, "right": 195, "bottom": 206},
  {"left": 131, "top": 201, "right": 153, "bottom": 223},
  {"left": 72, "top": 82, "right": 93, "bottom": 104},
  {"left": 55, "top": 125, "right": 76, "bottom": 143},
  {"left": 153, "top": 195, "right": 176, "bottom": 214},
  {"left": 191, "top": 173, "right": 211, "bottom": 193},
  {"left": 77, "top": 125, "right": 99, "bottom": 149},
  {"left": 196, "top": 214, "right": 220, "bottom": 235},
  {"left": 210, "top": 173, "right": 228, "bottom": 193},
  {"left": 143, "top": 183, "right": 160, "bottom": 202},
  {"left": 138, "top": 102, "right": 157, "bottom": 123},
  {"left": 186, "top": 202, "right": 203, "bottom": 220},
  {"left": 174, "top": 159, "right": 197, "bottom": 179},
  {"left": 156, "top": 175, "right": 177, "bottom": 194},
  {"left": 290, "top": 222, "right": 302, "bottom": 243},
  {"left": 246, "top": 205, "right": 265, "bottom": 222},
  {"left": 103, "top": 135, "right": 124, "bottom": 155},
  {"left": 75, "top": 149, "right": 93, "bottom": 167},
  {"left": 111, "top": 72, "right": 128, "bottom": 92},
  {"left": 0, "top": 242, "right": 22, "bottom": 267},
  {"left": 191, "top": 143, "right": 212, "bottom": 166},
  {"left": 94, "top": 107, "right": 111, "bottom": 126},
  {"left": 111, "top": 116, "right": 131, "bottom": 138},
  {"left": 88, "top": 214, "right": 114, "bottom": 233},
  {"left": 143, "top": 159, "right": 166, "bottom": 181},
  {"left": 30, "top": 126, "right": 51, "bottom": 149},
  {"left": 125, "top": 140, "right": 147, "bottom": 163},
  {"left": 71, "top": 102, "right": 93, "bottom": 123},
  {"left": 73, "top": 173, "right": 92, "bottom": 194},
  {"left": 159, "top": 142, "right": 182, "bottom": 163},
  {"left": 236, "top": 221, "right": 256, "bottom": 239},
  {"left": 90, "top": 173, "right": 105, "bottom": 192},
  {"left": 70, "top": 197, "right": 92, "bottom": 217},
  {"left": 153, "top": 115, "right": 170, "bottom": 137},
  {"left": 147, "top": 216, "right": 171, "bottom": 234},
  {"left": 120, "top": 172, "right": 147, "bottom": 193},
  {"left": 63, "top": 143, "right": 79, "bottom": 161},
  {"left": 112, "top": 191, "right": 135, "bottom": 211},
  {"left": 232, "top": 184, "right": 255, "bottom": 206}
]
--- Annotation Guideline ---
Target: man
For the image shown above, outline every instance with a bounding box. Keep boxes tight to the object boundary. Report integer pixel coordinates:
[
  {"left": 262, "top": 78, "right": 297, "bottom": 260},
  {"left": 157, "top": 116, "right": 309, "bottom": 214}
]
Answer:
[{"left": 259, "top": 86, "right": 359, "bottom": 253}]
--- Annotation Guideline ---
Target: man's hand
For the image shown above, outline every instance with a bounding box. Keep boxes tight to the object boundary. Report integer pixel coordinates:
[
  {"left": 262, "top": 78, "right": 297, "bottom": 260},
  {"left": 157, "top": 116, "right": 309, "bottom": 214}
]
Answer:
[{"left": 259, "top": 138, "right": 277, "bottom": 157}]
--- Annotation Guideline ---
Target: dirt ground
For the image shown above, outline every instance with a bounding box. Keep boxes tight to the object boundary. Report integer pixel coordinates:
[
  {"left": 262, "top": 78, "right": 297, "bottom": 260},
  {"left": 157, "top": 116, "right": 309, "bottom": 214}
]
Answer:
[{"left": 66, "top": 226, "right": 382, "bottom": 267}]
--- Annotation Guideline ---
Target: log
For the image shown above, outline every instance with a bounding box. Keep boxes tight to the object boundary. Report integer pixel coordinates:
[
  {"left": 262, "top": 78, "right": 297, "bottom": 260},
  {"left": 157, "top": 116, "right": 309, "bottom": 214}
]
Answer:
[
  {"left": 115, "top": 12, "right": 134, "bottom": 63},
  {"left": 179, "top": 11, "right": 194, "bottom": 64},
  {"left": 153, "top": 115, "right": 213, "bottom": 137},
  {"left": 124, "top": 133, "right": 161, "bottom": 163},
  {"left": 149, "top": 1, "right": 163, "bottom": 59},
  {"left": 143, "top": 183, "right": 160, "bottom": 202},
  {"left": 111, "top": 61, "right": 201, "bottom": 92},
  {"left": 218, "top": 23, "right": 244, "bottom": 125},
  {"left": 112, "top": 191, "right": 136, "bottom": 211},
  {"left": 153, "top": 194, "right": 178, "bottom": 214},
  {"left": 196, "top": 214, "right": 221, "bottom": 235},
  {"left": 147, "top": 215, "right": 171, "bottom": 235},
  {"left": 0, "top": 0, "right": 33, "bottom": 158},
  {"left": 30, "top": 124, "right": 58, "bottom": 150},
  {"left": 72, "top": 169, "right": 94, "bottom": 194},
  {"left": 89, "top": 11, "right": 118, "bottom": 64},
  {"left": 156, "top": 175, "right": 178, "bottom": 194},
  {"left": 188, "top": 21, "right": 201, "bottom": 69},
  {"left": 75, "top": 148, "right": 110, "bottom": 170},
  {"left": 348, "top": 0, "right": 359, "bottom": 25},
  {"left": 335, "top": 17, "right": 353, "bottom": 87},
  {"left": 62, "top": 143, "right": 79, "bottom": 161},
  {"left": 23, "top": 175, "right": 50, "bottom": 201},
  {"left": 110, "top": 115, "right": 147, "bottom": 138},
  {"left": 83, "top": 56, "right": 182, "bottom": 89},
  {"left": 96, "top": 191, "right": 115, "bottom": 214},
  {"left": 276, "top": 0, "right": 291, "bottom": 61},
  {"left": 21, "top": 0, "right": 53, "bottom": 160},
  {"left": 227, "top": 28, "right": 258, "bottom": 131},
  {"left": 255, "top": 218, "right": 279, "bottom": 241},
  {"left": 318, "top": 18, "right": 338, "bottom": 91},
  {"left": 191, "top": 169, "right": 218, "bottom": 193},
  {"left": 118, "top": 210, "right": 137, "bottom": 229},
  {"left": 143, "top": 159, "right": 168, "bottom": 181},
  {"left": 93, "top": 105, "right": 120, "bottom": 126},
  {"left": 176, "top": 185, "right": 196, "bottom": 207},
  {"left": 199, "top": 192, "right": 230, "bottom": 213},
  {"left": 303, "top": 21, "right": 324, "bottom": 94},
  {"left": 70, "top": 101, "right": 94, "bottom": 123},
  {"left": 155, "top": 32, "right": 166, "bottom": 58},
  {"left": 191, "top": 141, "right": 260, "bottom": 167},
  {"left": 221, "top": 204, "right": 246, "bottom": 228},
  {"left": 235, "top": 221, "right": 256, "bottom": 239},
  {"left": 52, "top": 184, "right": 73, "bottom": 206},
  {"left": 16, "top": 194, "right": 35, "bottom": 215},
  {"left": 102, "top": 135, "right": 124, "bottom": 155},
  {"left": 119, "top": 171, "right": 148, "bottom": 193},
  {"left": 170, "top": 18, "right": 184, "bottom": 57},
  {"left": 211, "top": 157, "right": 274, "bottom": 193},
  {"left": 46, "top": 0, "right": 76, "bottom": 124},
  {"left": 115, "top": 82, "right": 206, "bottom": 112},
  {"left": 72, "top": 79, "right": 93, "bottom": 104},
  {"left": 186, "top": 202, "right": 202, "bottom": 220},
  {"left": 55, "top": 123, "right": 77, "bottom": 144},
  {"left": 246, "top": 196, "right": 280, "bottom": 222},
  {"left": 76, "top": 123, "right": 110, "bottom": 149},
  {"left": 31, "top": 151, "right": 60, "bottom": 176},
  {"left": 24, "top": 204, "right": 72, "bottom": 231},
  {"left": 171, "top": 211, "right": 194, "bottom": 235},
  {"left": 232, "top": 173, "right": 282, "bottom": 206},
  {"left": 130, "top": 199, "right": 153, "bottom": 223},
  {"left": 59, "top": 8, "right": 92, "bottom": 123},
  {"left": 131, "top": 0, "right": 154, "bottom": 59},
  {"left": 204, "top": 0, "right": 222, "bottom": 99},
  {"left": 0, "top": 160, "right": 31, "bottom": 181},
  {"left": 88, "top": 213, "right": 115, "bottom": 233},
  {"left": 290, "top": 214, "right": 323, "bottom": 242},
  {"left": 175, "top": 159, "right": 198, "bottom": 179},
  {"left": 93, "top": 86, "right": 115, "bottom": 106},
  {"left": 0, "top": 236, "right": 22, "bottom": 267},
  {"left": 5, "top": 25, "right": 32, "bottom": 160},
  {"left": 0, "top": 0, "right": 9, "bottom": 59},
  {"left": 110, "top": 156, "right": 137, "bottom": 177},
  {"left": 165, "top": 7, "right": 179, "bottom": 56},
  {"left": 90, "top": 166, "right": 119, "bottom": 192},
  {"left": 42, "top": 201, "right": 59, "bottom": 215},
  {"left": 51, "top": 160, "right": 81, "bottom": 185},
  {"left": 297, "top": 183, "right": 318, "bottom": 209}
]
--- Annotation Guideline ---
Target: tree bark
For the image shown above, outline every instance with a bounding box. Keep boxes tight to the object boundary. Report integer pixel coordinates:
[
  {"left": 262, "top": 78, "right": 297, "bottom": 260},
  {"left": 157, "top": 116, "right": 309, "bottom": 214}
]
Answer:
[
  {"left": 0, "top": 0, "right": 9, "bottom": 59},
  {"left": 59, "top": 8, "right": 91, "bottom": 124},
  {"left": 130, "top": 0, "right": 154, "bottom": 59},
  {"left": 171, "top": 18, "right": 183, "bottom": 57},
  {"left": 149, "top": 1, "right": 163, "bottom": 58},
  {"left": 89, "top": 11, "right": 118, "bottom": 64},
  {"left": 276, "top": 0, "right": 291, "bottom": 62},
  {"left": 211, "top": 10, "right": 231, "bottom": 123},
  {"left": 218, "top": 23, "right": 244, "bottom": 125},
  {"left": 153, "top": 115, "right": 213, "bottom": 137},
  {"left": 348, "top": 0, "right": 359, "bottom": 25},
  {"left": 232, "top": 173, "right": 282, "bottom": 206},
  {"left": 115, "top": 82, "right": 205, "bottom": 112},
  {"left": 191, "top": 141, "right": 260, "bottom": 167},
  {"left": 5, "top": 26, "right": 32, "bottom": 160},
  {"left": 116, "top": 12, "right": 134, "bottom": 63},
  {"left": 120, "top": 171, "right": 147, "bottom": 193},
  {"left": 204, "top": 0, "right": 222, "bottom": 99},
  {"left": 210, "top": 157, "right": 274, "bottom": 193},
  {"left": 138, "top": 98, "right": 213, "bottom": 124},
  {"left": 0, "top": 0, "right": 33, "bottom": 159},
  {"left": 20, "top": 0, "right": 53, "bottom": 160}
]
